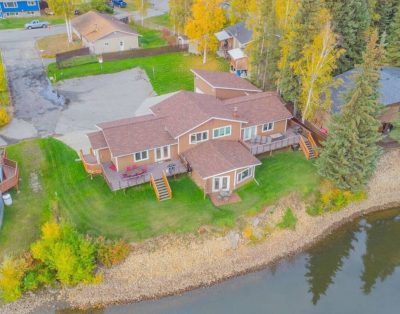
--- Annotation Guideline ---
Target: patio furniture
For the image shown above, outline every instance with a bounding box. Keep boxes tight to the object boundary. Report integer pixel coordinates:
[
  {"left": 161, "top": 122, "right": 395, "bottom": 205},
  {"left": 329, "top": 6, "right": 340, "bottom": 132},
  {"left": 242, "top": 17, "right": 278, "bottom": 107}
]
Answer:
[
  {"left": 121, "top": 166, "right": 147, "bottom": 179},
  {"left": 166, "top": 163, "right": 176, "bottom": 175},
  {"left": 270, "top": 133, "right": 284, "bottom": 141},
  {"left": 219, "top": 190, "right": 231, "bottom": 201},
  {"left": 293, "top": 125, "right": 303, "bottom": 135}
]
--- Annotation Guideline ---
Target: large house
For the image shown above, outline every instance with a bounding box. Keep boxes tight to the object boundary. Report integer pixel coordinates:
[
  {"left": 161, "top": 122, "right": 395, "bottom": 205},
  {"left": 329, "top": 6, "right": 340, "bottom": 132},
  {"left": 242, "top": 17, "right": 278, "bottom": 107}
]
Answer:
[
  {"left": 215, "top": 22, "right": 253, "bottom": 77},
  {"left": 0, "top": 0, "right": 40, "bottom": 18},
  {"left": 81, "top": 71, "right": 316, "bottom": 202},
  {"left": 326, "top": 67, "right": 400, "bottom": 132},
  {"left": 72, "top": 11, "right": 139, "bottom": 54}
]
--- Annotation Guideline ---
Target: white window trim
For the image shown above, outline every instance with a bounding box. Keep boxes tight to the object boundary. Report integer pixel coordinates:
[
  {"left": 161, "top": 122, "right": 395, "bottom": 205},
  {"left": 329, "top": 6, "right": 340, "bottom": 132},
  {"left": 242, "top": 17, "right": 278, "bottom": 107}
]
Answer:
[
  {"left": 154, "top": 145, "right": 170, "bottom": 162},
  {"left": 133, "top": 150, "right": 149, "bottom": 162},
  {"left": 213, "top": 125, "right": 232, "bottom": 139},
  {"left": 243, "top": 126, "right": 257, "bottom": 141},
  {"left": 4, "top": 2, "right": 18, "bottom": 8},
  {"left": 189, "top": 130, "right": 209, "bottom": 145},
  {"left": 27, "top": 1, "right": 36, "bottom": 6},
  {"left": 212, "top": 176, "right": 230, "bottom": 192},
  {"left": 262, "top": 122, "right": 274, "bottom": 132},
  {"left": 236, "top": 167, "right": 253, "bottom": 184}
]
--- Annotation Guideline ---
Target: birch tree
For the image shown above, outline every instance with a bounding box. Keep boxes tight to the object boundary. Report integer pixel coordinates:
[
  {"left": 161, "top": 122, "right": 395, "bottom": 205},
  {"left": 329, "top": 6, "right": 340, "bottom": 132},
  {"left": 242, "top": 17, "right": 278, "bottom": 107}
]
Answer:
[
  {"left": 48, "top": 0, "right": 76, "bottom": 43},
  {"left": 169, "top": 0, "right": 193, "bottom": 34},
  {"left": 134, "top": 0, "right": 151, "bottom": 26},
  {"left": 293, "top": 10, "right": 344, "bottom": 122},
  {"left": 185, "top": 0, "right": 226, "bottom": 64}
]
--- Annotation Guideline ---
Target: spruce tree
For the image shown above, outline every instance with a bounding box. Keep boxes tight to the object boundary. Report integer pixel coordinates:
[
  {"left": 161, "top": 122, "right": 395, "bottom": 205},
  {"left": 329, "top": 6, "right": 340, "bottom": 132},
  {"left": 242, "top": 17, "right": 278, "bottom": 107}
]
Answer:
[
  {"left": 386, "top": 3, "right": 400, "bottom": 66},
  {"left": 317, "top": 30, "right": 383, "bottom": 191},
  {"left": 375, "top": 0, "right": 400, "bottom": 35},
  {"left": 326, "top": 0, "right": 370, "bottom": 73},
  {"left": 277, "top": 0, "right": 324, "bottom": 105}
]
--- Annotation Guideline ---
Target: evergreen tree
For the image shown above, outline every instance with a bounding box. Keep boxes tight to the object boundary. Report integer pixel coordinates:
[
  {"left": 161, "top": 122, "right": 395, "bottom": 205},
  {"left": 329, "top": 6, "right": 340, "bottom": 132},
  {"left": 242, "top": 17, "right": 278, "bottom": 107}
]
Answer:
[
  {"left": 386, "top": 3, "right": 400, "bottom": 66},
  {"left": 326, "top": 0, "right": 370, "bottom": 73},
  {"left": 277, "top": 0, "right": 324, "bottom": 106},
  {"left": 248, "top": 0, "right": 281, "bottom": 90},
  {"left": 375, "top": 0, "right": 400, "bottom": 35},
  {"left": 316, "top": 30, "right": 383, "bottom": 191}
]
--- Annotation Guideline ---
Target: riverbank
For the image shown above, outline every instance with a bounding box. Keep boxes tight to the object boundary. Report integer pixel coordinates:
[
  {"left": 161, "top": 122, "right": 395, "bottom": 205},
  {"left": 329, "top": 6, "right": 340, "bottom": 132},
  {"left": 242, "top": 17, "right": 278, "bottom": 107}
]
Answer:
[{"left": 2, "top": 149, "right": 400, "bottom": 314}]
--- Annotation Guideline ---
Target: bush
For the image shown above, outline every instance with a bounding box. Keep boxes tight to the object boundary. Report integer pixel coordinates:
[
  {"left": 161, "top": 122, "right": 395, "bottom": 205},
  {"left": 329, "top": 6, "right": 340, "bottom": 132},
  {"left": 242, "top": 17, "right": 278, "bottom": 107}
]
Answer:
[
  {"left": 95, "top": 237, "right": 130, "bottom": 268},
  {"left": 391, "top": 118, "right": 400, "bottom": 143},
  {"left": 30, "top": 222, "right": 97, "bottom": 286},
  {"left": 0, "top": 108, "right": 10, "bottom": 126},
  {"left": 0, "top": 257, "right": 28, "bottom": 302},
  {"left": 307, "top": 189, "right": 366, "bottom": 216},
  {"left": 277, "top": 208, "right": 297, "bottom": 230}
]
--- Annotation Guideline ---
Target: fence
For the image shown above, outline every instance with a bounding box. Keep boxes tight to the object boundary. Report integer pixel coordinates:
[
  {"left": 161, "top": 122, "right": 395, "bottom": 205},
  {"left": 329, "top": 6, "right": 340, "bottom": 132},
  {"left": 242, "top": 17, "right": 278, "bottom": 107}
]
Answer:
[
  {"left": 101, "top": 44, "right": 188, "bottom": 61},
  {"left": 56, "top": 47, "right": 90, "bottom": 66}
]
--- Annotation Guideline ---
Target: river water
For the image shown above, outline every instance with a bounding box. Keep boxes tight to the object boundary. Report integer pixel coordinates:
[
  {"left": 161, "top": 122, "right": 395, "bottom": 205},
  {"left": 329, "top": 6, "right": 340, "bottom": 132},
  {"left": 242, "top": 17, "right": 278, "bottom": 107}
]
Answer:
[{"left": 59, "top": 208, "right": 400, "bottom": 314}]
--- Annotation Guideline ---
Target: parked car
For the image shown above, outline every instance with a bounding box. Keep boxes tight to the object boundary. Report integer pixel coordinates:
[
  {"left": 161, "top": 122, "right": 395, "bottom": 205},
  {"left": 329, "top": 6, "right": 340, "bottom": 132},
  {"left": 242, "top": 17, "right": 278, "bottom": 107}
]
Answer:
[
  {"left": 43, "top": 8, "right": 54, "bottom": 15},
  {"left": 112, "top": 0, "right": 127, "bottom": 8},
  {"left": 25, "top": 20, "right": 50, "bottom": 30}
]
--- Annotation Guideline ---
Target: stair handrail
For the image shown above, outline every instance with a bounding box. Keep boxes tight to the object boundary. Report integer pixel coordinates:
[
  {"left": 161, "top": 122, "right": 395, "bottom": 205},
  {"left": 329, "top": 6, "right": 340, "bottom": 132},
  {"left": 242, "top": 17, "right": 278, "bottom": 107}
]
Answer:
[
  {"left": 307, "top": 132, "right": 319, "bottom": 157},
  {"left": 162, "top": 170, "right": 172, "bottom": 199},
  {"left": 299, "top": 136, "right": 310, "bottom": 160},
  {"left": 150, "top": 173, "right": 160, "bottom": 201}
]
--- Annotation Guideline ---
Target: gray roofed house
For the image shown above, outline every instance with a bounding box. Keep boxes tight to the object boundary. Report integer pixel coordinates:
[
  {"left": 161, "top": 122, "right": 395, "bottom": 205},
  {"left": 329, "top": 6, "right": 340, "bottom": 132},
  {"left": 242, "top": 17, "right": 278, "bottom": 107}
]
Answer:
[
  {"left": 224, "top": 22, "right": 253, "bottom": 46},
  {"left": 331, "top": 67, "right": 400, "bottom": 113}
]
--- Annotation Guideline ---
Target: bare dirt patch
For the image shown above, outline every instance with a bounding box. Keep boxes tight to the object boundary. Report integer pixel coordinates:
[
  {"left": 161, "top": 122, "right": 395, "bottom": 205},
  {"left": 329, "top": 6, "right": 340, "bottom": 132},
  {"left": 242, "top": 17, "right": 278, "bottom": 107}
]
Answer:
[{"left": 36, "top": 34, "right": 82, "bottom": 59}]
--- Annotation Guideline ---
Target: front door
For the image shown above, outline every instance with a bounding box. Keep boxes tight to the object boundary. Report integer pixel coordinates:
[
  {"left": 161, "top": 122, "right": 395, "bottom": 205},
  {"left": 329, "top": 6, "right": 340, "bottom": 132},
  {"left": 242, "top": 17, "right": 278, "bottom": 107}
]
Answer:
[
  {"left": 243, "top": 126, "right": 257, "bottom": 141},
  {"left": 212, "top": 176, "right": 230, "bottom": 192},
  {"left": 119, "top": 41, "right": 125, "bottom": 51},
  {"left": 154, "top": 145, "right": 170, "bottom": 162}
]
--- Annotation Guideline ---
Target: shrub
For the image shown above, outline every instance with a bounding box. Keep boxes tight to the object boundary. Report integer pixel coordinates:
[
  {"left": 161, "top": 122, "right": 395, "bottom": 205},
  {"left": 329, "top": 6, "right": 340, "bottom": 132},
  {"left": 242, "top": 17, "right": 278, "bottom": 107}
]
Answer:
[
  {"left": 277, "top": 208, "right": 297, "bottom": 230},
  {"left": 31, "top": 222, "right": 97, "bottom": 286},
  {"left": 242, "top": 225, "right": 253, "bottom": 239},
  {"left": 95, "top": 237, "right": 130, "bottom": 268},
  {"left": 0, "top": 108, "right": 10, "bottom": 126},
  {"left": 0, "top": 257, "right": 28, "bottom": 302}
]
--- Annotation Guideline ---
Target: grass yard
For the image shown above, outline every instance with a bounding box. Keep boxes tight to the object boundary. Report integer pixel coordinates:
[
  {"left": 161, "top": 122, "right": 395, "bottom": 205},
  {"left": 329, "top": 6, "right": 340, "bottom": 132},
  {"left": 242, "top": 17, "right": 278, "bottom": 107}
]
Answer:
[
  {"left": 133, "top": 24, "right": 168, "bottom": 48},
  {"left": 0, "top": 139, "right": 320, "bottom": 259},
  {"left": 48, "top": 52, "right": 229, "bottom": 94},
  {"left": 0, "top": 16, "right": 64, "bottom": 30},
  {"left": 36, "top": 34, "right": 82, "bottom": 59},
  {"left": 145, "top": 13, "right": 172, "bottom": 28}
]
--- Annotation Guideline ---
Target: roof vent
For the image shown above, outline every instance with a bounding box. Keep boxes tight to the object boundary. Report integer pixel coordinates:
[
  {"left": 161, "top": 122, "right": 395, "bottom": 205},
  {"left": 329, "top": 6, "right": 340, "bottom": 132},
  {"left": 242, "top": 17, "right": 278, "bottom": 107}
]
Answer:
[{"left": 233, "top": 106, "right": 238, "bottom": 118}]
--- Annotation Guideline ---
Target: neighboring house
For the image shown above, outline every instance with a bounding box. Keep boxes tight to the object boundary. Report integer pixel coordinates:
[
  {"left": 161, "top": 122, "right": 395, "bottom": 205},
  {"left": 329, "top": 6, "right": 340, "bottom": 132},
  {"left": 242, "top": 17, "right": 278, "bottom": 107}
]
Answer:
[
  {"left": 177, "top": 35, "right": 200, "bottom": 55},
  {"left": 328, "top": 66, "right": 400, "bottom": 131},
  {"left": 72, "top": 11, "right": 139, "bottom": 54},
  {"left": 0, "top": 0, "right": 40, "bottom": 18},
  {"left": 215, "top": 22, "right": 253, "bottom": 77},
  {"left": 81, "top": 72, "right": 306, "bottom": 201},
  {"left": 191, "top": 69, "right": 261, "bottom": 99}
]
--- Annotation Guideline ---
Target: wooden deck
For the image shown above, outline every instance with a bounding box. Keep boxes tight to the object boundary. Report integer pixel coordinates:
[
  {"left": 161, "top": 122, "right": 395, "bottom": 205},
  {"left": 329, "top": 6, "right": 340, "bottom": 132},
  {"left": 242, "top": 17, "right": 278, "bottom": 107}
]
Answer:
[
  {"left": 245, "top": 129, "right": 300, "bottom": 155},
  {"left": 0, "top": 156, "right": 19, "bottom": 193},
  {"left": 101, "top": 159, "right": 187, "bottom": 191}
]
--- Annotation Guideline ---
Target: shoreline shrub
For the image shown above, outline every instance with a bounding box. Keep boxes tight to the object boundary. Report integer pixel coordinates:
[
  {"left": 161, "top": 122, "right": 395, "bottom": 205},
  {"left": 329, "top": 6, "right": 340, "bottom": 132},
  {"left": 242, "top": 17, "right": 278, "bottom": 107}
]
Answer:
[{"left": 277, "top": 208, "right": 297, "bottom": 230}]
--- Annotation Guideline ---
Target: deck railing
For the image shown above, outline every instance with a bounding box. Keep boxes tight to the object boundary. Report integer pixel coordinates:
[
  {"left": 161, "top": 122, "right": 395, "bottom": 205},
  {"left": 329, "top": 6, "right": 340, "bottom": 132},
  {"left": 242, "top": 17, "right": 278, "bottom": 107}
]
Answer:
[
  {"left": 307, "top": 132, "right": 319, "bottom": 157},
  {"left": 80, "top": 150, "right": 102, "bottom": 177},
  {"left": 150, "top": 174, "right": 160, "bottom": 201},
  {"left": 162, "top": 170, "right": 172, "bottom": 199},
  {"left": 299, "top": 136, "right": 310, "bottom": 160},
  {"left": 249, "top": 135, "right": 300, "bottom": 155},
  {"left": 0, "top": 159, "right": 19, "bottom": 193}
]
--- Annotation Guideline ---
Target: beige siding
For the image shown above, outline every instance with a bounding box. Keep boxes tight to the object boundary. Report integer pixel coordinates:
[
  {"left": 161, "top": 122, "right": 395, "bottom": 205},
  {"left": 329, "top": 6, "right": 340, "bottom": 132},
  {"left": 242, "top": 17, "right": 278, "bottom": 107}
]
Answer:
[
  {"left": 98, "top": 148, "right": 111, "bottom": 163},
  {"left": 91, "top": 32, "right": 139, "bottom": 54},
  {"left": 178, "top": 119, "right": 242, "bottom": 153},
  {"left": 256, "top": 119, "right": 287, "bottom": 136},
  {"left": 194, "top": 76, "right": 216, "bottom": 96}
]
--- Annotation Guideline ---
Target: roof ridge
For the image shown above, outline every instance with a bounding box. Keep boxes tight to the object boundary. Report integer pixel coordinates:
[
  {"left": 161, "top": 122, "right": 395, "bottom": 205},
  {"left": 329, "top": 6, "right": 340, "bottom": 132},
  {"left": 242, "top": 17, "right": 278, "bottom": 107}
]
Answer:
[
  {"left": 98, "top": 114, "right": 162, "bottom": 130},
  {"left": 223, "top": 91, "right": 277, "bottom": 105}
]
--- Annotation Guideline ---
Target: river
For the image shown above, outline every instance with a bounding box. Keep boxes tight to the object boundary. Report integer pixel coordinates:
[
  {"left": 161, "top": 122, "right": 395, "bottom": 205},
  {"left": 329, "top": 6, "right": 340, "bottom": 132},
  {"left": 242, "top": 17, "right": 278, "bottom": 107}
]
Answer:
[{"left": 59, "top": 208, "right": 400, "bottom": 314}]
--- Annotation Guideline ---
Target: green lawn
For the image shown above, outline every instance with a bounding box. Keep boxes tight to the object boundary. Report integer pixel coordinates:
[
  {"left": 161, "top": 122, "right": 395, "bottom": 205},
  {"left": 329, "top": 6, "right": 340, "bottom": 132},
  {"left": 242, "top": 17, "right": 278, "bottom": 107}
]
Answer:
[
  {"left": 145, "top": 13, "right": 172, "bottom": 29},
  {"left": 48, "top": 52, "right": 229, "bottom": 95},
  {"left": 0, "top": 139, "right": 319, "bottom": 259},
  {"left": 0, "top": 16, "right": 64, "bottom": 30},
  {"left": 134, "top": 25, "right": 167, "bottom": 48}
]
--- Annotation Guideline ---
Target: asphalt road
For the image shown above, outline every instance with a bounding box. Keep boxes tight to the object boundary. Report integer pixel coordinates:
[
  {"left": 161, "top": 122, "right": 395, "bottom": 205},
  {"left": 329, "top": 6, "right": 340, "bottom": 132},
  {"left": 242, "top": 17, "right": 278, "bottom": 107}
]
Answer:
[{"left": 0, "top": 25, "right": 66, "bottom": 142}]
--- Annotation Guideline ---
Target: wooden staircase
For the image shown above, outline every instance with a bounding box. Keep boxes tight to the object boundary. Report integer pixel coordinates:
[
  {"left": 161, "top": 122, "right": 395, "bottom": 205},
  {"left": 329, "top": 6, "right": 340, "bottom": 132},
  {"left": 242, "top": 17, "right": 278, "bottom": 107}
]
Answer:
[
  {"left": 150, "top": 171, "right": 172, "bottom": 201},
  {"left": 300, "top": 132, "right": 319, "bottom": 160}
]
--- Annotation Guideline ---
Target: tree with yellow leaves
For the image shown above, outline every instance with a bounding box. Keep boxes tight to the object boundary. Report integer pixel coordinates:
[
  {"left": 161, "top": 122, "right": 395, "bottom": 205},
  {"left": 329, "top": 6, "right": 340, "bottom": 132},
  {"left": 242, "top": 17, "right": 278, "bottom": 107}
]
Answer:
[
  {"left": 229, "top": 0, "right": 254, "bottom": 25},
  {"left": 185, "top": 0, "right": 226, "bottom": 64},
  {"left": 275, "top": 0, "right": 299, "bottom": 31},
  {"left": 134, "top": 0, "right": 151, "bottom": 26},
  {"left": 169, "top": 0, "right": 193, "bottom": 34},
  {"left": 293, "top": 9, "right": 344, "bottom": 122}
]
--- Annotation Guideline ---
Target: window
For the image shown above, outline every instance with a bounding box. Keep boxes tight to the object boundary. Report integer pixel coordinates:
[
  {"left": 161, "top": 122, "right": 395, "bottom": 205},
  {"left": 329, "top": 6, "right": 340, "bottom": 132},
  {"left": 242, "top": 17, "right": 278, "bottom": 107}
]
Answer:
[
  {"left": 120, "top": 41, "right": 124, "bottom": 46},
  {"left": 104, "top": 42, "right": 109, "bottom": 46},
  {"left": 213, "top": 176, "right": 230, "bottom": 192},
  {"left": 213, "top": 125, "right": 232, "bottom": 139},
  {"left": 237, "top": 167, "right": 253, "bottom": 183},
  {"left": 134, "top": 150, "right": 148, "bottom": 162},
  {"left": 27, "top": 1, "right": 36, "bottom": 6},
  {"left": 6, "top": 12, "right": 18, "bottom": 16},
  {"left": 4, "top": 2, "right": 17, "bottom": 8},
  {"left": 262, "top": 122, "right": 274, "bottom": 132},
  {"left": 243, "top": 126, "right": 257, "bottom": 141},
  {"left": 154, "top": 145, "right": 170, "bottom": 161},
  {"left": 27, "top": 11, "right": 35, "bottom": 14},
  {"left": 190, "top": 131, "right": 208, "bottom": 144}
]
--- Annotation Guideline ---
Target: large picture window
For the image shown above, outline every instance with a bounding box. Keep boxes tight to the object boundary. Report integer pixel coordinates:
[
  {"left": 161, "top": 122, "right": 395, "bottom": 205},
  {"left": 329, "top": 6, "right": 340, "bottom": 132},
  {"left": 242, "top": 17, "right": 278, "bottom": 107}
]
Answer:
[
  {"left": 237, "top": 167, "right": 253, "bottom": 183},
  {"left": 4, "top": 2, "right": 18, "bottom": 8},
  {"left": 190, "top": 131, "right": 208, "bottom": 144},
  {"left": 213, "top": 125, "right": 232, "bottom": 139},
  {"left": 134, "top": 150, "right": 148, "bottom": 162}
]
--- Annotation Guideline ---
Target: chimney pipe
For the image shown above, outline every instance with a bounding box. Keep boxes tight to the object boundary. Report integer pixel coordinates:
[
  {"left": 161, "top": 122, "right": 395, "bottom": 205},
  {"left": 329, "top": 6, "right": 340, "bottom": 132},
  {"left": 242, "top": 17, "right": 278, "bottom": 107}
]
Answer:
[{"left": 233, "top": 106, "right": 238, "bottom": 118}]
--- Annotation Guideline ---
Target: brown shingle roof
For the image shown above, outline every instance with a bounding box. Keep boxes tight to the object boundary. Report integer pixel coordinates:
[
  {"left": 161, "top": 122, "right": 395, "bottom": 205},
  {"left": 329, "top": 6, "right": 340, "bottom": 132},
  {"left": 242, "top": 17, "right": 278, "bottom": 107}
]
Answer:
[
  {"left": 151, "top": 91, "right": 246, "bottom": 138},
  {"left": 72, "top": 11, "right": 138, "bottom": 42},
  {"left": 223, "top": 92, "right": 293, "bottom": 126},
  {"left": 97, "top": 115, "right": 176, "bottom": 157},
  {"left": 191, "top": 69, "right": 261, "bottom": 92},
  {"left": 183, "top": 140, "right": 261, "bottom": 178},
  {"left": 87, "top": 131, "right": 107, "bottom": 150}
]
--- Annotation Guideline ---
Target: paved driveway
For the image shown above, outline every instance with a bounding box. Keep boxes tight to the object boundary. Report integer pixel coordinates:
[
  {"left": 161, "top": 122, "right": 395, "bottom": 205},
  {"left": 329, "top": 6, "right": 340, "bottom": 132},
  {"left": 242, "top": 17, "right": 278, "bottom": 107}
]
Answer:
[{"left": 0, "top": 26, "right": 155, "bottom": 151}]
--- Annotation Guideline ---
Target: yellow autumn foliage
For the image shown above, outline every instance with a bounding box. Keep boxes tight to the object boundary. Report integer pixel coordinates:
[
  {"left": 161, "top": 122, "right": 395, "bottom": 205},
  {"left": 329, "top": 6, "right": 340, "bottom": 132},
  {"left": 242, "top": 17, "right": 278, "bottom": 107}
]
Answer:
[
  {"left": 0, "top": 108, "right": 10, "bottom": 127},
  {"left": 0, "top": 257, "right": 28, "bottom": 302}
]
